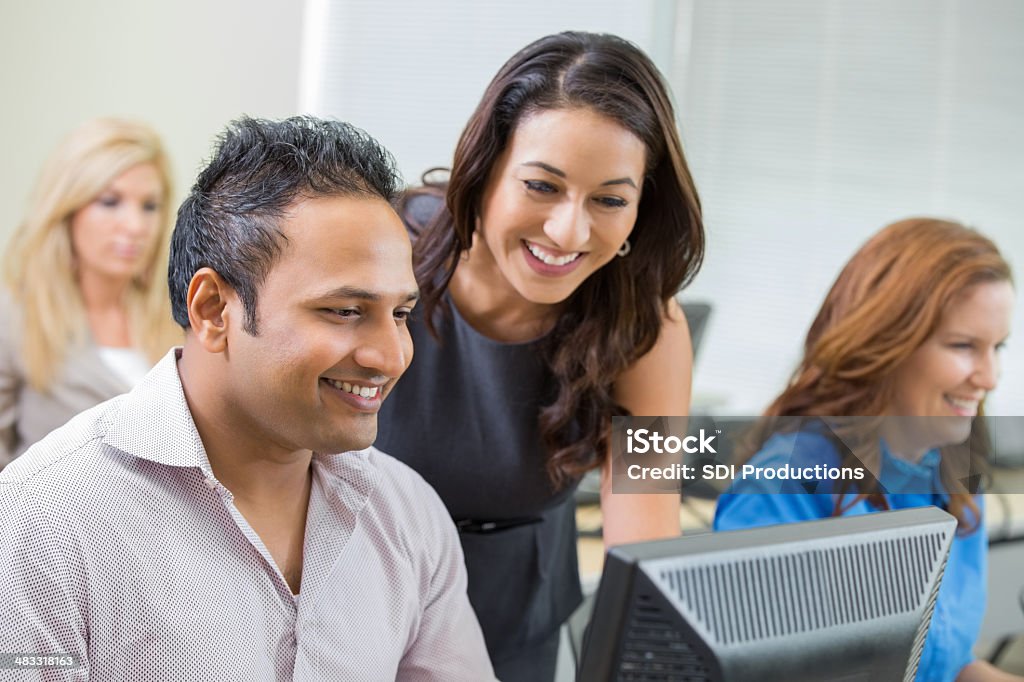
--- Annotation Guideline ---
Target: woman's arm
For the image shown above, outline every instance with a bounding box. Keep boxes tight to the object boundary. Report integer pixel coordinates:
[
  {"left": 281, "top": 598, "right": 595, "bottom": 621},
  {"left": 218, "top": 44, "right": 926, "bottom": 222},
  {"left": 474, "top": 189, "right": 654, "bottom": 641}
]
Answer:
[{"left": 600, "top": 298, "right": 691, "bottom": 547}]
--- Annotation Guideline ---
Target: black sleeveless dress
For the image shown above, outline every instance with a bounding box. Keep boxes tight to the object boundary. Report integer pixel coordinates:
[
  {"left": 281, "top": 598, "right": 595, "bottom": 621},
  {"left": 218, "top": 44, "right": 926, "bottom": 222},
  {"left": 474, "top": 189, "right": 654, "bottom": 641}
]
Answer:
[{"left": 375, "top": 287, "right": 583, "bottom": 670}]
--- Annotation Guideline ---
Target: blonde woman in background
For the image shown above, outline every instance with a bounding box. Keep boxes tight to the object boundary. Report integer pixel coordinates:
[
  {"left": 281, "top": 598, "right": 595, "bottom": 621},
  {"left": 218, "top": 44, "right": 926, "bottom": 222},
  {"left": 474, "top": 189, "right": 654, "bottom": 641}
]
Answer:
[{"left": 0, "top": 118, "right": 181, "bottom": 467}]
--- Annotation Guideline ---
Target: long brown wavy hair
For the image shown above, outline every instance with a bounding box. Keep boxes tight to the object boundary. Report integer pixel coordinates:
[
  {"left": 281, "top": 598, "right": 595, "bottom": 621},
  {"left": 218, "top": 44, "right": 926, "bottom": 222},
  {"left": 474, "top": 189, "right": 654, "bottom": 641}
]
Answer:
[
  {"left": 404, "top": 32, "right": 705, "bottom": 488},
  {"left": 749, "top": 218, "right": 1013, "bottom": 529}
]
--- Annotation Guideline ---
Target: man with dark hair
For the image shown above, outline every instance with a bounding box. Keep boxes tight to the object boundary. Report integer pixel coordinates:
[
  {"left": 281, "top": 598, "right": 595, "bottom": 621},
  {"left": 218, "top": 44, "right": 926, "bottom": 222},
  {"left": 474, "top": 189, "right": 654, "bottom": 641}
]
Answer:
[{"left": 0, "top": 117, "right": 496, "bottom": 681}]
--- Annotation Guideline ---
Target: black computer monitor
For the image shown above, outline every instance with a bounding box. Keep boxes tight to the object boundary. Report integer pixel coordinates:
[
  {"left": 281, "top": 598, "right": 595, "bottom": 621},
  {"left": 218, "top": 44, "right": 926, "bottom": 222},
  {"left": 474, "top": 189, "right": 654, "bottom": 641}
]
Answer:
[{"left": 578, "top": 507, "right": 956, "bottom": 681}]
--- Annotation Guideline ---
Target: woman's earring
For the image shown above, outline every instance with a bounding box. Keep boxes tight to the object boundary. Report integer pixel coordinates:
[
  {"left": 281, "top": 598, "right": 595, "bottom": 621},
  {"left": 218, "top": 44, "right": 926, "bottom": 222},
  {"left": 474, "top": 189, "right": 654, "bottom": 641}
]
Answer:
[{"left": 617, "top": 239, "right": 632, "bottom": 257}]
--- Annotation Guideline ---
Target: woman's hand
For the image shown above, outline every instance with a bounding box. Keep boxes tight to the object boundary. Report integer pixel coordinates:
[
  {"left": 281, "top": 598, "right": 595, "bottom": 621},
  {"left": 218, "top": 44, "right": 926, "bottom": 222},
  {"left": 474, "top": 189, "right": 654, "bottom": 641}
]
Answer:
[{"left": 957, "top": 660, "right": 1024, "bottom": 681}]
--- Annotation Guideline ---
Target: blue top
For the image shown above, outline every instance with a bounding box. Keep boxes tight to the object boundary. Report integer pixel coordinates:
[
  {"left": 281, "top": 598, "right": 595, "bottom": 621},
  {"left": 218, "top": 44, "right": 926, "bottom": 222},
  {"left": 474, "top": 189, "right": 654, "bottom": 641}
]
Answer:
[{"left": 714, "top": 430, "right": 986, "bottom": 682}]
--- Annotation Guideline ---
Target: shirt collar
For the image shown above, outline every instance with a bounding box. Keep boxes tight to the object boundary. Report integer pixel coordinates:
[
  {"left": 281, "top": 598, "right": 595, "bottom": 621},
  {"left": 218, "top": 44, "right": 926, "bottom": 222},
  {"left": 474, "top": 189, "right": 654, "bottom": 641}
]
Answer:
[
  {"left": 100, "top": 348, "right": 216, "bottom": 476},
  {"left": 879, "top": 440, "right": 943, "bottom": 494}
]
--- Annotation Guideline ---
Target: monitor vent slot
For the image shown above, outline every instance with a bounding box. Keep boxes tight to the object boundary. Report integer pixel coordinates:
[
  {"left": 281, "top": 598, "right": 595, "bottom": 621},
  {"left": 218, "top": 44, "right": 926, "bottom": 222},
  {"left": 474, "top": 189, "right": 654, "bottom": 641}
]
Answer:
[
  {"left": 617, "top": 593, "right": 713, "bottom": 681},
  {"left": 661, "top": 532, "right": 947, "bottom": 645},
  {"left": 902, "top": 545, "right": 950, "bottom": 682}
]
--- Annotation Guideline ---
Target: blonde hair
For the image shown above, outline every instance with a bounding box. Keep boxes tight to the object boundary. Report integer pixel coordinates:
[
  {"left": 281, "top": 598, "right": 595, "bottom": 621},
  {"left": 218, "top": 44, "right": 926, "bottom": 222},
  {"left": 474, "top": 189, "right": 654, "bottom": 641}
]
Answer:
[{"left": 2, "top": 117, "right": 182, "bottom": 389}]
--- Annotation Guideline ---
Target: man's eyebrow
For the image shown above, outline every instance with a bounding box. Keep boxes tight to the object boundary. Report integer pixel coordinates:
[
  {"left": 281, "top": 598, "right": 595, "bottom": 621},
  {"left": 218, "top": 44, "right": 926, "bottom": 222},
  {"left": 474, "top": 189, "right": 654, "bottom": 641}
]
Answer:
[
  {"left": 520, "top": 161, "right": 638, "bottom": 189},
  {"left": 316, "top": 286, "right": 420, "bottom": 303}
]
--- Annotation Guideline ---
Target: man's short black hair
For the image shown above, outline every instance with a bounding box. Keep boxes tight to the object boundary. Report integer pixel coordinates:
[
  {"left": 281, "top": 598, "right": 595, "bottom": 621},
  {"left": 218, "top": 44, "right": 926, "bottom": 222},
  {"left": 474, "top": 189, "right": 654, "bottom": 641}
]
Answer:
[{"left": 168, "top": 115, "right": 402, "bottom": 333}]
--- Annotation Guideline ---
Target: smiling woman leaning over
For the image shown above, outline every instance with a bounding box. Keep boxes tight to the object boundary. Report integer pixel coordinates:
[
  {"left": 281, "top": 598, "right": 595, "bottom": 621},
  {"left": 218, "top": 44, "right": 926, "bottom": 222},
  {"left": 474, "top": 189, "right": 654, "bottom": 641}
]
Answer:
[{"left": 375, "top": 31, "right": 705, "bottom": 682}]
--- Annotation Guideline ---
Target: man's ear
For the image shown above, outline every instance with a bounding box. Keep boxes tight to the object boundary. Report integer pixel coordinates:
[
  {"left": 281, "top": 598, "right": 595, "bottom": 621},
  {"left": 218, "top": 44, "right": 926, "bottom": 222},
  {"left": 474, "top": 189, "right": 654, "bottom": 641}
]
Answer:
[{"left": 186, "top": 267, "right": 236, "bottom": 353}]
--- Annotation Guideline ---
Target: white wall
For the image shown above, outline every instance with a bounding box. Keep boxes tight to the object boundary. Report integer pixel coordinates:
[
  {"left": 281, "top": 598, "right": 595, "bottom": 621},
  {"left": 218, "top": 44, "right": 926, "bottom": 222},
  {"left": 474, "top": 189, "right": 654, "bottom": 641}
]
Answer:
[
  {"left": 0, "top": 0, "right": 303, "bottom": 245},
  {"left": 299, "top": 0, "right": 677, "bottom": 185}
]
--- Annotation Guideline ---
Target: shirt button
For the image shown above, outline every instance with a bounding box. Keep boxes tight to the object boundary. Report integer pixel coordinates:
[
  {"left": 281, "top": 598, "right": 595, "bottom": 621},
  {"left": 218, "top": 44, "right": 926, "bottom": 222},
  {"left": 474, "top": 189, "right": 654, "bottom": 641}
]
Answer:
[{"left": 204, "top": 478, "right": 218, "bottom": 490}]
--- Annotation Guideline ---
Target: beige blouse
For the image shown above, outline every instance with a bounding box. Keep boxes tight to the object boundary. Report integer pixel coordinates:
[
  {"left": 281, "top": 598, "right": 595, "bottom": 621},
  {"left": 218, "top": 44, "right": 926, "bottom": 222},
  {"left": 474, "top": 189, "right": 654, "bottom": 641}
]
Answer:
[{"left": 0, "top": 290, "right": 133, "bottom": 467}]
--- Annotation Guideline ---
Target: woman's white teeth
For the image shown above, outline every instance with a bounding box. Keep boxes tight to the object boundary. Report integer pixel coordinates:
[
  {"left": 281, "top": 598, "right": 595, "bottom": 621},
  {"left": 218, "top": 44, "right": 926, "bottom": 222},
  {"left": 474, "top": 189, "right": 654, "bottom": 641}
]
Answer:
[
  {"left": 946, "top": 396, "right": 978, "bottom": 411},
  {"left": 526, "top": 242, "right": 581, "bottom": 266},
  {"left": 328, "top": 379, "right": 379, "bottom": 398}
]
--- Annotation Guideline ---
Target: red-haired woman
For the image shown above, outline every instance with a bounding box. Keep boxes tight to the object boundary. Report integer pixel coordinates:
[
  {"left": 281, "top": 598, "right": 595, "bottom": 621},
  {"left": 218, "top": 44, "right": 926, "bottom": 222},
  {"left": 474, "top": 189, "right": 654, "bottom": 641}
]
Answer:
[{"left": 715, "top": 218, "right": 1018, "bottom": 681}]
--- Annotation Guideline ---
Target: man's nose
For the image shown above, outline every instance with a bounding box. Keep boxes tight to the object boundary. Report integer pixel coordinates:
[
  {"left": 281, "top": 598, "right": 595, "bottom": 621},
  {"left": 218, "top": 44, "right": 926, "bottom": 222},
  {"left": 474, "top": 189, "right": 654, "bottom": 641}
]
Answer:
[{"left": 354, "top": 318, "right": 411, "bottom": 379}]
